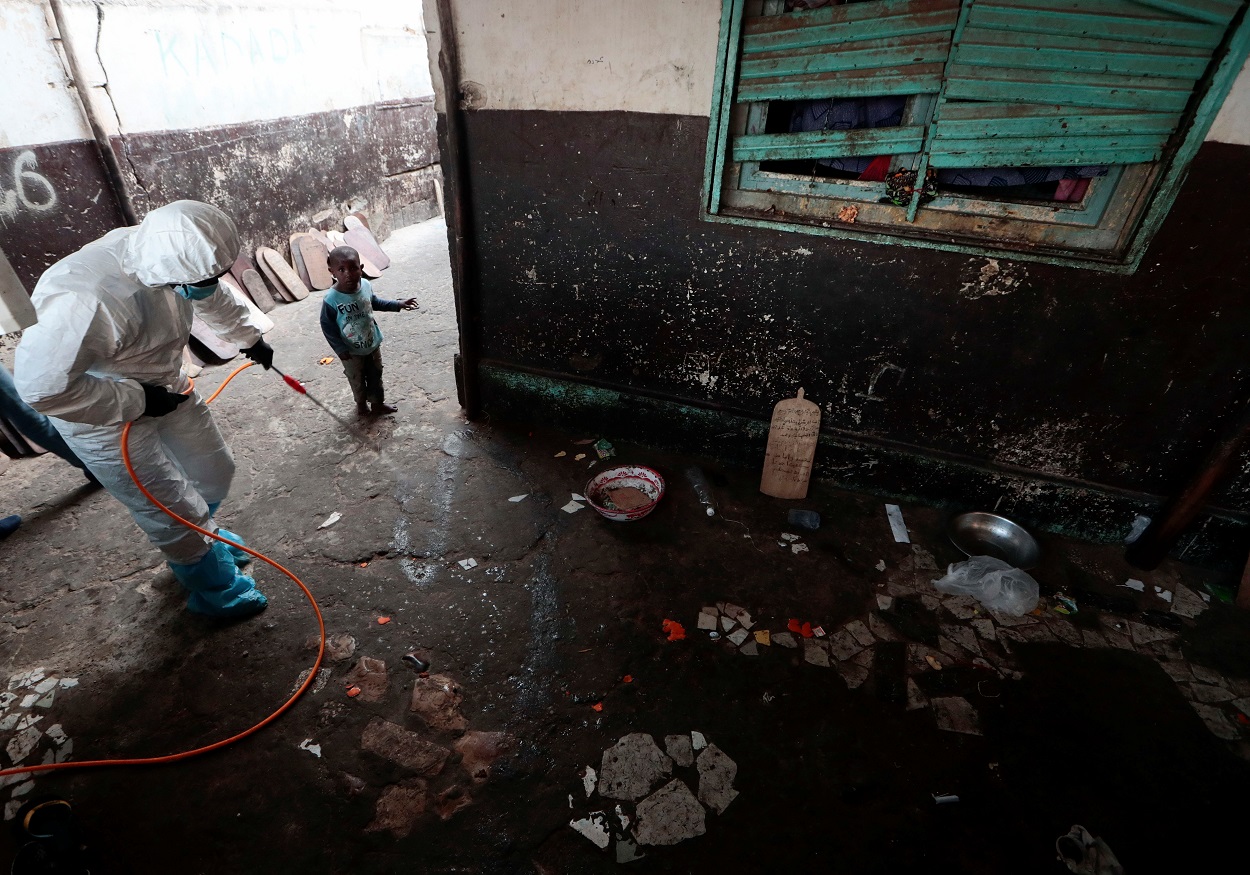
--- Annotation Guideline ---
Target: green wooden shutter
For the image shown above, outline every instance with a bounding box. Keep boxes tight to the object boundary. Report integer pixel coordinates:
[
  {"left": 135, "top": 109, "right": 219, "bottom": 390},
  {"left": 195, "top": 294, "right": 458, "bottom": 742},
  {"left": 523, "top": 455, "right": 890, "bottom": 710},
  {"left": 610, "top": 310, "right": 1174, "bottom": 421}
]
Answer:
[
  {"left": 928, "top": 0, "right": 1243, "bottom": 169},
  {"left": 728, "top": 0, "right": 962, "bottom": 164}
]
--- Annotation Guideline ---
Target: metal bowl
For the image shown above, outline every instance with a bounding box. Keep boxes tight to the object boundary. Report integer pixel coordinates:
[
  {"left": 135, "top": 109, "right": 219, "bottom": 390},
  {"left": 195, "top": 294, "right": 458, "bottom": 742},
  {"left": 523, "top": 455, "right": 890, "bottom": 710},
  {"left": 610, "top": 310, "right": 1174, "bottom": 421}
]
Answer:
[{"left": 947, "top": 512, "right": 1041, "bottom": 569}]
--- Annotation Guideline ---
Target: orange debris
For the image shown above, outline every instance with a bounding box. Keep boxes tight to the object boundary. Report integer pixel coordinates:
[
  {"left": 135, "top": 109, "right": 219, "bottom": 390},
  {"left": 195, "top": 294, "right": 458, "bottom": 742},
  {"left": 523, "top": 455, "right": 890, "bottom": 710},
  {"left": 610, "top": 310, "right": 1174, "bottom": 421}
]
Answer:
[{"left": 661, "top": 619, "right": 686, "bottom": 641}]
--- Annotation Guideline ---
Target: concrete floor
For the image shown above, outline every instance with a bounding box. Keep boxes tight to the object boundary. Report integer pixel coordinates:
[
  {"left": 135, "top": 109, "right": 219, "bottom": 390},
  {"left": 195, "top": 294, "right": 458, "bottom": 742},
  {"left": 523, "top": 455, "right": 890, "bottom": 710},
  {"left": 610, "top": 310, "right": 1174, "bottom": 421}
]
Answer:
[{"left": 1, "top": 217, "right": 1249, "bottom": 873}]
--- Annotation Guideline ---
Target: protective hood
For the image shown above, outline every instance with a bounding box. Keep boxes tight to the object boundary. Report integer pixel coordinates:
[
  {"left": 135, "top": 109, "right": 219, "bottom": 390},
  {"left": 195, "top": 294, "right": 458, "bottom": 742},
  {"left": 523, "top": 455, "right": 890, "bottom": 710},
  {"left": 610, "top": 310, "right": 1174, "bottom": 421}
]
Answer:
[{"left": 122, "top": 201, "right": 240, "bottom": 288}]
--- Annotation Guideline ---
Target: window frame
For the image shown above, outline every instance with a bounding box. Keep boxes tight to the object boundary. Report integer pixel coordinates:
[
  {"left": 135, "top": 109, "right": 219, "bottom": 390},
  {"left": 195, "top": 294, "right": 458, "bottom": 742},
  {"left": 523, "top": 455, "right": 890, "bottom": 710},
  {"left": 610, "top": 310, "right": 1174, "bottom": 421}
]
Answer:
[{"left": 702, "top": 0, "right": 1250, "bottom": 272}]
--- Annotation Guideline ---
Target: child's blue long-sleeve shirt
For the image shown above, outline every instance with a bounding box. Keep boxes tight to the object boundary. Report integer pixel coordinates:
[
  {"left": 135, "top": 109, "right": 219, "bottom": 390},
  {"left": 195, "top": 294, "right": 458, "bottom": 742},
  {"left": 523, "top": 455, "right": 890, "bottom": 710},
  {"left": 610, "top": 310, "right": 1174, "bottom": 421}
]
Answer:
[{"left": 319, "top": 278, "right": 403, "bottom": 357}]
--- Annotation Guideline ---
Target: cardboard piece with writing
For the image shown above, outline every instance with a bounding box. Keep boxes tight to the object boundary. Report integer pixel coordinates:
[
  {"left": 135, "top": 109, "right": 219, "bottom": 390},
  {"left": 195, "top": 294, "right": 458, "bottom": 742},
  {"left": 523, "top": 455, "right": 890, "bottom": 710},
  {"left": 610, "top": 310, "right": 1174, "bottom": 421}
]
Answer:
[{"left": 760, "top": 388, "right": 821, "bottom": 500}]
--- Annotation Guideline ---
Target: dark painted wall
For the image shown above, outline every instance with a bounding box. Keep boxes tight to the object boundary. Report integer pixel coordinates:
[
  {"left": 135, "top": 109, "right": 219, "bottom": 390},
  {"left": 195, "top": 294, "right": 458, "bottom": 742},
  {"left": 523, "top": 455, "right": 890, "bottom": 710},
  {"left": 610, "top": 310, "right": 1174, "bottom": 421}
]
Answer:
[
  {"left": 117, "top": 98, "right": 442, "bottom": 260},
  {"left": 0, "top": 99, "right": 441, "bottom": 292},
  {"left": 0, "top": 141, "right": 128, "bottom": 290},
  {"left": 461, "top": 109, "right": 1250, "bottom": 526}
]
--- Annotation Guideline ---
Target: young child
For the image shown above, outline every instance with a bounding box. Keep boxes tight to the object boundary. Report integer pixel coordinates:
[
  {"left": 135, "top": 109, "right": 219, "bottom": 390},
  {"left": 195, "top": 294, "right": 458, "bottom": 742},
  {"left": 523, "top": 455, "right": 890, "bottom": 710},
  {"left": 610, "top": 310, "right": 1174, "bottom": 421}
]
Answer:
[{"left": 320, "top": 245, "right": 418, "bottom": 415}]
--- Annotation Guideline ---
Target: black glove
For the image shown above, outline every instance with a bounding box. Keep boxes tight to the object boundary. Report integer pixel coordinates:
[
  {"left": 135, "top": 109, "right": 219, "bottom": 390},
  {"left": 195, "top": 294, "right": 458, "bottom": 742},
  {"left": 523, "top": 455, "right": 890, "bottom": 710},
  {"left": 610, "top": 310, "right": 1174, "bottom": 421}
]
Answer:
[
  {"left": 141, "top": 383, "right": 190, "bottom": 418},
  {"left": 242, "top": 339, "right": 274, "bottom": 370}
]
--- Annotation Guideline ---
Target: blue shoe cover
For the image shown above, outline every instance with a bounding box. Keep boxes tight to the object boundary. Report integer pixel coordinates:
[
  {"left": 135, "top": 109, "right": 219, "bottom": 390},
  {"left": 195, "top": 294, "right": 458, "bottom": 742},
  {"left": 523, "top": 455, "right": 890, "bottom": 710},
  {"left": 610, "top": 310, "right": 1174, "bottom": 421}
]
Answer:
[
  {"left": 0, "top": 515, "right": 20, "bottom": 539},
  {"left": 215, "top": 528, "right": 252, "bottom": 567},
  {"left": 169, "top": 541, "right": 268, "bottom": 619}
]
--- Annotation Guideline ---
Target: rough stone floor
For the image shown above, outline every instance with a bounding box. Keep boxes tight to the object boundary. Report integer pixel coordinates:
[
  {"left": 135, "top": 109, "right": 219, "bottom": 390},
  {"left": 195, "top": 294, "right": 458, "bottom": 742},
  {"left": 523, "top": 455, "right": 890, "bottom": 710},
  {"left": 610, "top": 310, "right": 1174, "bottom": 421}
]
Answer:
[{"left": 1, "top": 217, "right": 1248, "bottom": 874}]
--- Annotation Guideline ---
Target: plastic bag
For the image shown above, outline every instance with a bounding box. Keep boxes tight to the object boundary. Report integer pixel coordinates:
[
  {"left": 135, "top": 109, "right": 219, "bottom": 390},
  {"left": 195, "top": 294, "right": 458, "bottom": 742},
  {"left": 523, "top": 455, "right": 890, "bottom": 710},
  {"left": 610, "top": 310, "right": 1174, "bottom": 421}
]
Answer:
[{"left": 932, "top": 556, "right": 1039, "bottom": 616}]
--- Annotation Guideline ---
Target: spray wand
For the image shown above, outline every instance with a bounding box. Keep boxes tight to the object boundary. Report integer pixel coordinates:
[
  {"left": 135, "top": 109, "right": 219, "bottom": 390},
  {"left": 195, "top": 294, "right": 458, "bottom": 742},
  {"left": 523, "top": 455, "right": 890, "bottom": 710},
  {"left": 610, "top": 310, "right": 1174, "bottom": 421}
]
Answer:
[{"left": 270, "top": 365, "right": 356, "bottom": 431}]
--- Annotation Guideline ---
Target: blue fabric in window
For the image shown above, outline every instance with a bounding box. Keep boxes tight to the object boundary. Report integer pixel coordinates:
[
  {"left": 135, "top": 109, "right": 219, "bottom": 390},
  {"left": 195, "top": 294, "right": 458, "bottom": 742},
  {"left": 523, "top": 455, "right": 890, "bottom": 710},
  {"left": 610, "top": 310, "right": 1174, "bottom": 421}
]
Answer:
[
  {"left": 936, "top": 165, "right": 1108, "bottom": 188},
  {"left": 789, "top": 97, "right": 907, "bottom": 174}
]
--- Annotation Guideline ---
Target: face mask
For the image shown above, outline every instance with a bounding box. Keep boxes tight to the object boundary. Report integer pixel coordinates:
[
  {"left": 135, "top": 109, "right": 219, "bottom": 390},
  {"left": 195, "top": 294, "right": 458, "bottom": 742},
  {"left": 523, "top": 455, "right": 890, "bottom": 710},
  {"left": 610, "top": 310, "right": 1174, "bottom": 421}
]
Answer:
[{"left": 173, "top": 280, "right": 219, "bottom": 301}]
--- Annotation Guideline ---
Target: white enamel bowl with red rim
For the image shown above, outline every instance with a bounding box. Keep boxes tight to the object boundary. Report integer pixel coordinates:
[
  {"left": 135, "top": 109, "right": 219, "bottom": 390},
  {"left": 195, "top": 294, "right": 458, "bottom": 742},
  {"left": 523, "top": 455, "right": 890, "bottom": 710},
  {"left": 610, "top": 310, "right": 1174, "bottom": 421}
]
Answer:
[{"left": 584, "top": 465, "right": 665, "bottom": 522}]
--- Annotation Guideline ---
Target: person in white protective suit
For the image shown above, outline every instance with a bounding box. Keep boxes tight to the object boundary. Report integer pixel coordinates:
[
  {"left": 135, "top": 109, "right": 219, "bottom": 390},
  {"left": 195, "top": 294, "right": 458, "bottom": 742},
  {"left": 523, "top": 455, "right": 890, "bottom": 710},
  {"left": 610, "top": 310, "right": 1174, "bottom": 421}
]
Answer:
[{"left": 14, "top": 201, "right": 276, "bottom": 618}]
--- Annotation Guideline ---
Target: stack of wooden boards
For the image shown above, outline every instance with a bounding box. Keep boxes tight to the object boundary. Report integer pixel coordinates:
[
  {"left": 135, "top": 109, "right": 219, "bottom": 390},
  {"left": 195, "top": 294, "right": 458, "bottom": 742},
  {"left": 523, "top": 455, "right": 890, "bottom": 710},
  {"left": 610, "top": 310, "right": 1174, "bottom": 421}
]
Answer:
[
  {"left": 231, "top": 212, "right": 390, "bottom": 313},
  {"left": 187, "top": 211, "right": 391, "bottom": 366}
]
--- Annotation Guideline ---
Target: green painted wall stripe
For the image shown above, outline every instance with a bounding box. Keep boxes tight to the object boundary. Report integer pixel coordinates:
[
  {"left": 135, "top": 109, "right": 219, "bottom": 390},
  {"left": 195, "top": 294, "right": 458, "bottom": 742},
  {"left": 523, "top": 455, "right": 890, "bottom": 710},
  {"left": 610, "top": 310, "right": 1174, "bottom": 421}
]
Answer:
[{"left": 477, "top": 364, "right": 1249, "bottom": 561}]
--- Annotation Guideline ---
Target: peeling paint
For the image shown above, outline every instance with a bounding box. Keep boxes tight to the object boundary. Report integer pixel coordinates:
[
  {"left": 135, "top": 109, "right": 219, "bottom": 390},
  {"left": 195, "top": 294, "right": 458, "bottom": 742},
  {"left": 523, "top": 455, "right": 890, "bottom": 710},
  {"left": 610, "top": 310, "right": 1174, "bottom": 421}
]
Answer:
[
  {"left": 856, "top": 363, "right": 906, "bottom": 404},
  {"left": 959, "top": 258, "right": 1027, "bottom": 300},
  {"left": 119, "top": 99, "right": 441, "bottom": 257},
  {"left": 0, "top": 142, "right": 125, "bottom": 288},
  {"left": 993, "top": 420, "right": 1090, "bottom": 480}
]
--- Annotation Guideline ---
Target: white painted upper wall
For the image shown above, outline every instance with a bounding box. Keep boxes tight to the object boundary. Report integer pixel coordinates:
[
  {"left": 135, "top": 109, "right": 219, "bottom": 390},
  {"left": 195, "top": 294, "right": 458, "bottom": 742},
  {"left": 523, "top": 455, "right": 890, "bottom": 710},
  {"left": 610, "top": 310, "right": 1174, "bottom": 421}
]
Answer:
[
  {"left": 1209, "top": 60, "right": 1250, "bottom": 144},
  {"left": 57, "top": 0, "right": 432, "bottom": 136},
  {"left": 0, "top": 2, "right": 91, "bottom": 148},
  {"left": 7, "top": 0, "right": 1247, "bottom": 145},
  {"left": 436, "top": 0, "right": 721, "bottom": 117},
  {"left": 430, "top": 0, "right": 1250, "bottom": 144}
]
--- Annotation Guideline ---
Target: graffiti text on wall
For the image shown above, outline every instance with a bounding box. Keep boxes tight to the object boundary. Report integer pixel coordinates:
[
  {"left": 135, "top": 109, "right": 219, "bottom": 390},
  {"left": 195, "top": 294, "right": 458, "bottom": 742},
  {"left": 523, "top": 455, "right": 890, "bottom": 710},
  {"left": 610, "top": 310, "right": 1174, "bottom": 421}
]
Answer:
[
  {"left": 0, "top": 151, "right": 57, "bottom": 221},
  {"left": 154, "top": 28, "right": 307, "bottom": 78}
]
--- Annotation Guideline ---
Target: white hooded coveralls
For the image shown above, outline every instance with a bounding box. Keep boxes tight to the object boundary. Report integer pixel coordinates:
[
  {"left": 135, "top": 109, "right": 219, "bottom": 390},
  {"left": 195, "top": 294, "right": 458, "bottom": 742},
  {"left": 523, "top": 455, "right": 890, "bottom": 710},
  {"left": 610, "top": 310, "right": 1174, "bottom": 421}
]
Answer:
[{"left": 14, "top": 201, "right": 266, "bottom": 564}]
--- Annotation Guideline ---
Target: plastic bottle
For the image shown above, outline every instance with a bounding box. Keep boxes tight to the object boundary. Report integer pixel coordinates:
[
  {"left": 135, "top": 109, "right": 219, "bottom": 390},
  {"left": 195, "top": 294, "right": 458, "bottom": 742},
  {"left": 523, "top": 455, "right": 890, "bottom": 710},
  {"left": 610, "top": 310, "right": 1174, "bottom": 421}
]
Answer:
[
  {"left": 685, "top": 466, "right": 716, "bottom": 517},
  {"left": 1123, "top": 514, "right": 1151, "bottom": 544}
]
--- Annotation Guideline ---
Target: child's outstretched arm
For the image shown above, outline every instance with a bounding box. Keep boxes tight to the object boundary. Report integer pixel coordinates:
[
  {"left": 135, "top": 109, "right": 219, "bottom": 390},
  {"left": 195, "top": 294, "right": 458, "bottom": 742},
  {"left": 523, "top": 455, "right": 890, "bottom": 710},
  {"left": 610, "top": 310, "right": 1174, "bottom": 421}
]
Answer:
[{"left": 371, "top": 295, "right": 419, "bottom": 312}]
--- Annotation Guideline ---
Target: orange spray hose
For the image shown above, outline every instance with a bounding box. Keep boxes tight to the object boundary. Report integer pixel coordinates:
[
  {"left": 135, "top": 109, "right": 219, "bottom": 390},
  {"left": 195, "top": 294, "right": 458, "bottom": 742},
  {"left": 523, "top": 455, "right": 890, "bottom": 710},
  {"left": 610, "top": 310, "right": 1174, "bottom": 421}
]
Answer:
[{"left": 0, "top": 361, "right": 325, "bottom": 777}]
